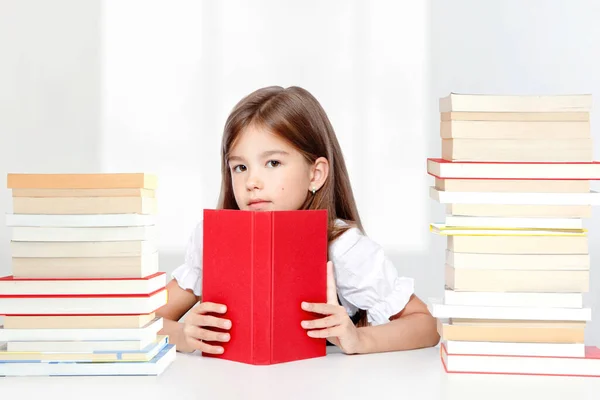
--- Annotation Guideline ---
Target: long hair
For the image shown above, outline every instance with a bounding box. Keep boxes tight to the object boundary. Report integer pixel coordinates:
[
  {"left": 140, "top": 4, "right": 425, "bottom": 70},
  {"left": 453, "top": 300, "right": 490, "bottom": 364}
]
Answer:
[{"left": 217, "top": 86, "right": 364, "bottom": 242}]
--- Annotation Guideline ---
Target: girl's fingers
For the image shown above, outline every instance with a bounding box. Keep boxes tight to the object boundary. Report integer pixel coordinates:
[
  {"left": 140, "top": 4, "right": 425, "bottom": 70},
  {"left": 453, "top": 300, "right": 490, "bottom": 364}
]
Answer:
[
  {"left": 306, "top": 326, "right": 344, "bottom": 339},
  {"left": 195, "top": 302, "right": 228, "bottom": 314},
  {"left": 186, "top": 336, "right": 225, "bottom": 354},
  {"left": 197, "top": 314, "right": 232, "bottom": 330},
  {"left": 186, "top": 303, "right": 231, "bottom": 329},
  {"left": 200, "top": 327, "right": 231, "bottom": 343},
  {"left": 301, "top": 314, "right": 344, "bottom": 329},
  {"left": 302, "top": 301, "right": 344, "bottom": 316},
  {"left": 183, "top": 302, "right": 231, "bottom": 355},
  {"left": 183, "top": 312, "right": 203, "bottom": 327},
  {"left": 184, "top": 325, "right": 230, "bottom": 343}
]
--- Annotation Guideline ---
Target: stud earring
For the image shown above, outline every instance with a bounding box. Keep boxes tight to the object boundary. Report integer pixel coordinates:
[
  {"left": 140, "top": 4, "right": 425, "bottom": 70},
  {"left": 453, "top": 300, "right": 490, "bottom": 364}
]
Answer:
[{"left": 311, "top": 186, "right": 317, "bottom": 195}]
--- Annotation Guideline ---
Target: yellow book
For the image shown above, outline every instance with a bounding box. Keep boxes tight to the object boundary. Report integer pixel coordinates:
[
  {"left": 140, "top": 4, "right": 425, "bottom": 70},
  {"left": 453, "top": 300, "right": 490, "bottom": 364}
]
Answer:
[{"left": 430, "top": 223, "right": 587, "bottom": 236}]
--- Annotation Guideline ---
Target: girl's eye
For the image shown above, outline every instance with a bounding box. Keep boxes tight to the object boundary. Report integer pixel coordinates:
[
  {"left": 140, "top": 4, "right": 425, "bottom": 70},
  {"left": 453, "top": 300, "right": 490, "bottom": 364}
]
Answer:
[
  {"left": 232, "top": 165, "right": 247, "bottom": 173},
  {"left": 267, "top": 160, "right": 281, "bottom": 168}
]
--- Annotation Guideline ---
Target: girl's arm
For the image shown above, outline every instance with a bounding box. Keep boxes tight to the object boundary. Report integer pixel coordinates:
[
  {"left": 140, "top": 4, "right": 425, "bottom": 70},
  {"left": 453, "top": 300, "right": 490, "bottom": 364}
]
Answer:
[
  {"left": 302, "top": 262, "right": 439, "bottom": 354},
  {"left": 356, "top": 294, "right": 440, "bottom": 354},
  {"left": 156, "top": 279, "right": 200, "bottom": 353}
]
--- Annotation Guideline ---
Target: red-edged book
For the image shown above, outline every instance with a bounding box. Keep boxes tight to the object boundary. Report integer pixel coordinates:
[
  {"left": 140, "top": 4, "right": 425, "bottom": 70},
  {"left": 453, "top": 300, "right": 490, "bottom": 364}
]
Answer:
[
  {"left": 202, "top": 209, "right": 328, "bottom": 365},
  {"left": 441, "top": 343, "right": 600, "bottom": 377},
  {"left": 427, "top": 158, "right": 600, "bottom": 180}
]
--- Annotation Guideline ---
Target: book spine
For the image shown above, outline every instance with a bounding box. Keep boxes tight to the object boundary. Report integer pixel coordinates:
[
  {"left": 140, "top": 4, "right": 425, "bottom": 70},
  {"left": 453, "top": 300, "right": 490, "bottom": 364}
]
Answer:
[{"left": 252, "top": 212, "right": 272, "bottom": 364}]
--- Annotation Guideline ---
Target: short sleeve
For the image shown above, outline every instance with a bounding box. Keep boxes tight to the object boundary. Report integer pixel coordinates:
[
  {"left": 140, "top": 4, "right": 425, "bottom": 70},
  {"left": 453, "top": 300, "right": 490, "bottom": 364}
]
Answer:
[
  {"left": 329, "top": 226, "right": 415, "bottom": 326},
  {"left": 171, "top": 222, "right": 203, "bottom": 297}
]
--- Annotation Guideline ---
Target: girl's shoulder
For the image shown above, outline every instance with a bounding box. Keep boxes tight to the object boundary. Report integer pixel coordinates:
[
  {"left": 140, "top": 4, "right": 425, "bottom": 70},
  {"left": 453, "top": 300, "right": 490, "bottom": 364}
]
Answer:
[
  {"left": 188, "top": 220, "right": 204, "bottom": 249},
  {"left": 329, "top": 218, "right": 372, "bottom": 259}
]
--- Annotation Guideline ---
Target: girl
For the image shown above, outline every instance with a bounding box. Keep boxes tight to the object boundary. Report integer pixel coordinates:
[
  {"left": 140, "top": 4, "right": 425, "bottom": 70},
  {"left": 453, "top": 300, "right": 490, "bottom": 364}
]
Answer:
[{"left": 156, "top": 86, "right": 439, "bottom": 355}]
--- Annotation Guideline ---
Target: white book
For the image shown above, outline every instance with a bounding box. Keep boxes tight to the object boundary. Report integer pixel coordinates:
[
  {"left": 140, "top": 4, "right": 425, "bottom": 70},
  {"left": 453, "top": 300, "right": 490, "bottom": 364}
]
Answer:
[
  {"left": 444, "top": 215, "right": 583, "bottom": 229},
  {"left": 442, "top": 138, "right": 593, "bottom": 162},
  {"left": 12, "top": 252, "right": 159, "bottom": 279},
  {"left": 0, "top": 343, "right": 175, "bottom": 377},
  {"left": 0, "top": 336, "right": 168, "bottom": 362},
  {"left": 446, "top": 250, "right": 590, "bottom": 270},
  {"left": 428, "top": 299, "right": 591, "bottom": 321},
  {"left": 7, "top": 338, "right": 155, "bottom": 352},
  {"left": 10, "top": 240, "right": 157, "bottom": 258},
  {"left": 0, "top": 288, "right": 167, "bottom": 315},
  {"left": 445, "top": 265, "right": 588, "bottom": 293},
  {"left": 12, "top": 196, "right": 157, "bottom": 215},
  {"left": 443, "top": 289, "right": 583, "bottom": 308},
  {"left": 0, "top": 317, "right": 162, "bottom": 341},
  {"left": 440, "top": 120, "right": 591, "bottom": 139},
  {"left": 438, "top": 93, "right": 592, "bottom": 113},
  {"left": 443, "top": 340, "right": 585, "bottom": 358},
  {"left": 5, "top": 213, "right": 156, "bottom": 227},
  {"left": 11, "top": 226, "right": 158, "bottom": 242},
  {"left": 427, "top": 158, "right": 600, "bottom": 180},
  {"left": 441, "top": 345, "right": 600, "bottom": 377},
  {"left": 430, "top": 187, "right": 600, "bottom": 205},
  {"left": 0, "top": 272, "right": 165, "bottom": 295}
]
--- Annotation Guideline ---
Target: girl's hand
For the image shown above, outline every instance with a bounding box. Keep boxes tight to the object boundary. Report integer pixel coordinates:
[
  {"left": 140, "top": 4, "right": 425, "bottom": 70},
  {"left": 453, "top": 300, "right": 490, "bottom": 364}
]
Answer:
[
  {"left": 300, "top": 261, "right": 365, "bottom": 354},
  {"left": 182, "top": 301, "right": 232, "bottom": 354}
]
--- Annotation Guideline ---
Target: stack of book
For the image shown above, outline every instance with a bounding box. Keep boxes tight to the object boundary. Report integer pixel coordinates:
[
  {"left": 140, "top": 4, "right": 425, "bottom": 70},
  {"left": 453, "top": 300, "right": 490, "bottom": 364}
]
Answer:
[
  {"left": 0, "top": 173, "right": 175, "bottom": 376},
  {"left": 427, "top": 93, "right": 600, "bottom": 377}
]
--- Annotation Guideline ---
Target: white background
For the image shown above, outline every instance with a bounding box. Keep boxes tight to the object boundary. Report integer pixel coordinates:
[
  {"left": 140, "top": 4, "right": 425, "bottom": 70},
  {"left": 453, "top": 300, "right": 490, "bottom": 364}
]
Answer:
[{"left": 0, "top": 0, "right": 598, "bottom": 344}]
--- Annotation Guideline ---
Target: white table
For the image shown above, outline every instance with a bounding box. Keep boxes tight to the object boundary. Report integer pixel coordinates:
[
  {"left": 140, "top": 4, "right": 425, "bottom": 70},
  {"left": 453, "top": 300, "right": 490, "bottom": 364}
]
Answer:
[{"left": 1, "top": 346, "right": 598, "bottom": 400}]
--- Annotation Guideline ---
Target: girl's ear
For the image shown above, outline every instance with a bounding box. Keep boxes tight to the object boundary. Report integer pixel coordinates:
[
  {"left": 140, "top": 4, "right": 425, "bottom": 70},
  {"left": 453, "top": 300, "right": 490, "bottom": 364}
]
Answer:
[{"left": 310, "top": 157, "right": 329, "bottom": 192}]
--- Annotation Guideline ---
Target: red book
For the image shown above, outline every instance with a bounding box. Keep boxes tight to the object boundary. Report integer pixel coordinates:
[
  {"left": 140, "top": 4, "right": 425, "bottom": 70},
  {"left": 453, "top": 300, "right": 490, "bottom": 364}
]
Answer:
[{"left": 202, "top": 209, "right": 328, "bottom": 365}]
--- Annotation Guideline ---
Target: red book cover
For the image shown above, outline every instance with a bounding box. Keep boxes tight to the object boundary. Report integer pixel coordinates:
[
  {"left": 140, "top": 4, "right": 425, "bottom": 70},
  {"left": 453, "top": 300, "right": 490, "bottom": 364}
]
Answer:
[{"left": 202, "top": 209, "right": 328, "bottom": 365}]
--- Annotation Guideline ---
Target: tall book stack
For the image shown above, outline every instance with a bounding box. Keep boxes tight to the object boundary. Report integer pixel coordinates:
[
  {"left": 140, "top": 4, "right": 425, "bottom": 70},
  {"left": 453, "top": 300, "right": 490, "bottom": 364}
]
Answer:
[
  {"left": 427, "top": 93, "right": 600, "bottom": 377},
  {"left": 0, "top": 173, "right": 175, "bottom": 376}
]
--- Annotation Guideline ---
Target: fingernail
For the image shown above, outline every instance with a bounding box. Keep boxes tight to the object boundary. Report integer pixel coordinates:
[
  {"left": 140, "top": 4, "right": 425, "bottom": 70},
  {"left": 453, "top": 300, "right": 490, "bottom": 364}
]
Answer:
[
  {"left": 221, "top": 306, "right": 227, "bottom": 313},
  {"left": 301, "top": 302, "right": 309, "bottom": 310},
  {"left": 301, "top": 321, "right": 309, "bottom": 328},
  {"left": 217, "top": 347, "right": 224, "bottom": 353},
  {"left": 220, "top": 333, "right": 230, "bottom": 341},
  {"left": 307, "top": 331, "right": 315, "bottom": 337},
  {"left": 223, "top": 320, "right": 232, "bottom": 329}
]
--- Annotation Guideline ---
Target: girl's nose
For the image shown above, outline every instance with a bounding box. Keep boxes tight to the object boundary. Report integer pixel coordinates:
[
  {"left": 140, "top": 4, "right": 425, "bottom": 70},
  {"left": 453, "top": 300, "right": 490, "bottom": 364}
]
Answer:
[{"left": 246, "top": 171, "right": 263, "bottom": 191}]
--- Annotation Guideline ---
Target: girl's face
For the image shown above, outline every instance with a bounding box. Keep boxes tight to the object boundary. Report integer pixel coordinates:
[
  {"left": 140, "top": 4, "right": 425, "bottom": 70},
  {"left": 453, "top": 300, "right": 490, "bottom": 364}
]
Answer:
[{"left": 227, "top": 124, "right": 317, "bottom": 211}]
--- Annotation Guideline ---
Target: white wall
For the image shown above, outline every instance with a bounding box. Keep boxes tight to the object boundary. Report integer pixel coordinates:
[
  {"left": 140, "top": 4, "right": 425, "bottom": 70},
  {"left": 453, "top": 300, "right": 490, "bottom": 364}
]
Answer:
[
  {"left": 430, "top": 0, "right": 600, "bottom": 345},
  {"left": 0, "top": 0, "right": 102, "bottom": 277},
  {"left": 101, "top": 0, "right": 429, "bottom": 255},
  {"left": 1, "top": 0, "right": 598, "bottom": 346}
]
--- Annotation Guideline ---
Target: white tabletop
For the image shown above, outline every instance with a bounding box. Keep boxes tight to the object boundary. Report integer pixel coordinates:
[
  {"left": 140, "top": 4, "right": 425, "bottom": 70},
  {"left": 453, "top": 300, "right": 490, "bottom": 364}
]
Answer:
[{"left": 1, "top": 345, "right": 598, "bottom": 400}]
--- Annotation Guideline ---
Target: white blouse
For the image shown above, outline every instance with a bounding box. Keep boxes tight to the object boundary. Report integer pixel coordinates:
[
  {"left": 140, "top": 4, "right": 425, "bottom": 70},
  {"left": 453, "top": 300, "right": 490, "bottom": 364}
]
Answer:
[{"left": 171, "top": 220, "right": 414, "bottom": 326}]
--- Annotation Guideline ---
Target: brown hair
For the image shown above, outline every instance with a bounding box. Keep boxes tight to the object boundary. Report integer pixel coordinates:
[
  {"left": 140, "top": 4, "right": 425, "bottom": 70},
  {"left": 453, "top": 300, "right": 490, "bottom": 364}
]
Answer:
[
  {"left": 217, "top": 86, "right": 364, "bottom": 241},
  {"left": 217, "top": 86, "right": 368, "bottom": 326}
]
